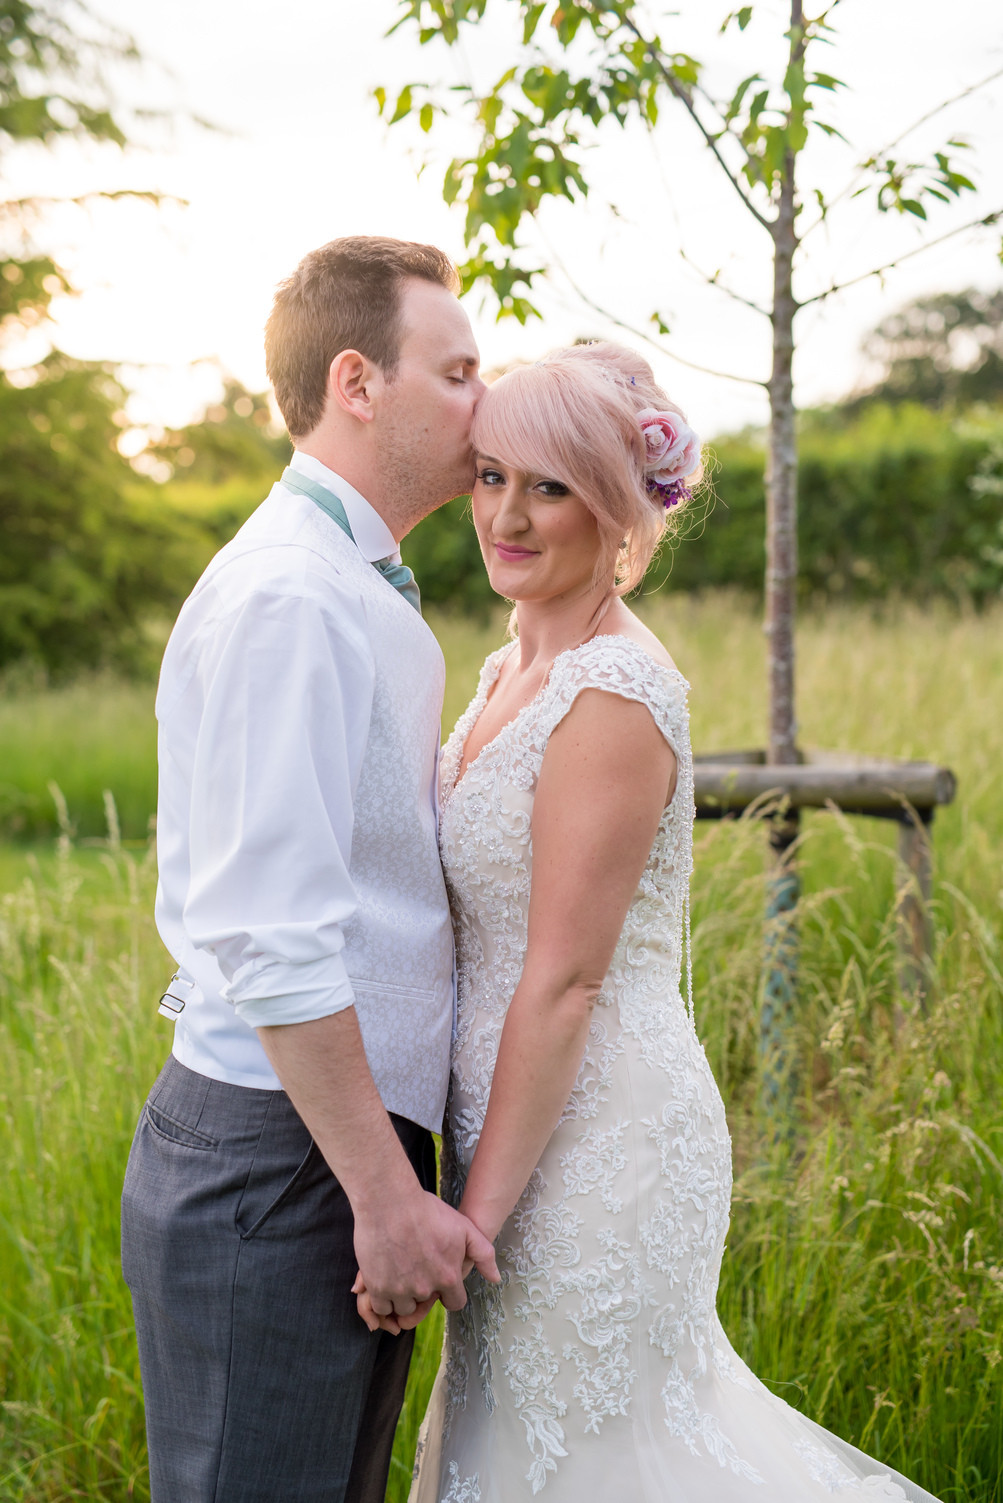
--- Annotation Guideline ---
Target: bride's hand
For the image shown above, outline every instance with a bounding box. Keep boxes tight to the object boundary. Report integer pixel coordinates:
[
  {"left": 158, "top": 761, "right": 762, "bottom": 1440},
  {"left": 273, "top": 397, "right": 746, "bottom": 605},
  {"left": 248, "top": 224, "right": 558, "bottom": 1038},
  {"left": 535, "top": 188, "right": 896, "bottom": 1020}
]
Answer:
[
  {"left": 352, "top": 1272, "right": 401, "bottom": 1335},
  {"left": 352, "top": 1272, "right": 439, "bottom": 1333}
]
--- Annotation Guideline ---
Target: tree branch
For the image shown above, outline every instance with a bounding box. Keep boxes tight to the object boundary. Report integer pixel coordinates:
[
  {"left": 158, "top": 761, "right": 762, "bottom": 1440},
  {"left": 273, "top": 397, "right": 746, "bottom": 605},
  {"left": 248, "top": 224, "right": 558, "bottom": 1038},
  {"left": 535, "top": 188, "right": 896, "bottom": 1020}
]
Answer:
[
  {"left": 801, "top": 62, "right": 1003, "bottom": 237},
  {"left": 799, "top": 208, "right": 1003, "bottom": 307},
  {"left": 678, "top": 246, "right": 771, "bottom": 318},
  {"left": 603, "top": 4, "right": 776, "bottom": 234},
  {"left": 0, "top": 189, "right": 183, "bottom": 215},
  {"left": 871, "top": 63, "right": 1003, "bottom": 163},
  {"left": 542, "top": 237, "right": 767, "bottom": 387}
]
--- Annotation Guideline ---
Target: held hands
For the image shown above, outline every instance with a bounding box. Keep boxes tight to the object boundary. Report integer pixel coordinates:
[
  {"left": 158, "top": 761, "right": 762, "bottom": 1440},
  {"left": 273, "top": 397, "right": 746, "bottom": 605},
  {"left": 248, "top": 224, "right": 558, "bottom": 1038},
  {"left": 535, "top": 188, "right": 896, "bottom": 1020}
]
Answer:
[{"left": 352, "top": 1190, "right": 499, "bottom": 1335}]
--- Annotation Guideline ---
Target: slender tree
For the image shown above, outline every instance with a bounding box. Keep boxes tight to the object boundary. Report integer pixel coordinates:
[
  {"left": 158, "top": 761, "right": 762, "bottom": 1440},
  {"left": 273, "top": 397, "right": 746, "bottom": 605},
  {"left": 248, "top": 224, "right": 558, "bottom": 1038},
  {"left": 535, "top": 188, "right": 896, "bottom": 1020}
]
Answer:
[
  {"left": 377, "top": 1, "right": 1001, "bottom": 1099},
  {"left": 377, "top": 0, "right": 1002, "bottom": 766}
]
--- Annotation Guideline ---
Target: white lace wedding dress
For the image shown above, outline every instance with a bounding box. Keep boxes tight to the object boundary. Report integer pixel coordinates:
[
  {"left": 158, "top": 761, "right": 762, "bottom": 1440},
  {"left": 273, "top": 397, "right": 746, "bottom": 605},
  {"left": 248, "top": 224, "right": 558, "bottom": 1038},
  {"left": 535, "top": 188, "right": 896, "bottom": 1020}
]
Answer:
[{"left": 410, "top": 635, "right": 942, "bottom": 1503}]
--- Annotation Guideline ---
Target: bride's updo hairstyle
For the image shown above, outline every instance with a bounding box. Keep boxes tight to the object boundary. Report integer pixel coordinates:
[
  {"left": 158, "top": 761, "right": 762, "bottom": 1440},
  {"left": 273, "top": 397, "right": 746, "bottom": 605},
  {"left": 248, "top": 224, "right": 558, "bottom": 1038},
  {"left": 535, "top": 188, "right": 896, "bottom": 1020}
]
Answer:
[{"left": 472, "top": 340, "right": 701, "bottom": 594}]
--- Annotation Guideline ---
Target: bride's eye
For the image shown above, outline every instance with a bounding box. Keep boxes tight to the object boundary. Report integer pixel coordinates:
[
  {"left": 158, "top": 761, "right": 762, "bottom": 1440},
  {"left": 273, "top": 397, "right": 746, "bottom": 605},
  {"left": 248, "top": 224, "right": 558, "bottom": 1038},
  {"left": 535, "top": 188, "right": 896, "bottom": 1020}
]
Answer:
[
  {"left": 475, "top": 468, "right": 505, "bottom": 486},
  {"left": 538, "top": 479, "right": 569, "bottom": 497}
]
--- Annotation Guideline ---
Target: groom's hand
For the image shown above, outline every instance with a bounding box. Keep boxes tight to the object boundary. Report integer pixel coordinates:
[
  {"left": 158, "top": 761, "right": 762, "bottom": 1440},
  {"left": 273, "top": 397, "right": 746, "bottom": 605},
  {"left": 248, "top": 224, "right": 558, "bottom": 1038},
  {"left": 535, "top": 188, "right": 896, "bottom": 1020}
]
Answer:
[{"left": 352, "top": 1190, "right": 499, "bottom": 1328}]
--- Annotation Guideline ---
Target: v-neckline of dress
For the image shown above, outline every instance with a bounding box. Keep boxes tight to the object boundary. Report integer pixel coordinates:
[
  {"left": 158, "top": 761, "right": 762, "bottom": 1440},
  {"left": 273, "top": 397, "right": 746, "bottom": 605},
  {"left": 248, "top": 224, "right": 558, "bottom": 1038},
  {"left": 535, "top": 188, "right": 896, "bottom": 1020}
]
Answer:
[{"left": 445, "top": 635, "right": 688, "bottom": 803}]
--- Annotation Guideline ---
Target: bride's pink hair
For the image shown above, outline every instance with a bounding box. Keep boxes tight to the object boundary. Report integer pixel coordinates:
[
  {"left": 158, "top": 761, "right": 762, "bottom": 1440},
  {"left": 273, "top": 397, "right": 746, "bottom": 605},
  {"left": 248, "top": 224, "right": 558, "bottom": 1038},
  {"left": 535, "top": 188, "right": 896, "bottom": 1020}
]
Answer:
[{"left": 472, "top": 341, "right": 700, "bottom": 594}]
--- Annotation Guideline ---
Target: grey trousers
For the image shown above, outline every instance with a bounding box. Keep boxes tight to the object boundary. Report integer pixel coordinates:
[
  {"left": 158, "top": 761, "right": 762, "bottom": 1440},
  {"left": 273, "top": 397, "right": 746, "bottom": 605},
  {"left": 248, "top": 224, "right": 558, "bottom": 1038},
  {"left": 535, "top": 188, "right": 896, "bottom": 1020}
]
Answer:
[{"left": 121, "top": 1054, "right": 436, "bottom": 1503}]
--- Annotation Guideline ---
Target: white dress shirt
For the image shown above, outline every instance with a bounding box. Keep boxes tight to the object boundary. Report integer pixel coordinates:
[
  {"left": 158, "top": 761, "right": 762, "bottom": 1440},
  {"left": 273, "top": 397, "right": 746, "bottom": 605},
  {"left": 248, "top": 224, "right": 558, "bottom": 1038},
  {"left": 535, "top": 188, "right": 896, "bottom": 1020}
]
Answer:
[{"left": 153, "top": 452, "right": 455, "bottom": 1133}]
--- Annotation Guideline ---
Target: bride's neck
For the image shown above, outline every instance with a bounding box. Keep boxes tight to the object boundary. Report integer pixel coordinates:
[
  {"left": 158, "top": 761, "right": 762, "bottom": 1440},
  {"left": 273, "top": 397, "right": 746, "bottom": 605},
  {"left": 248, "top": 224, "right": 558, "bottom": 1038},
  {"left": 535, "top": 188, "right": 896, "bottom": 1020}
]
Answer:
[{"left": 511, "top": 588, "right": 617, "bottom": 673}]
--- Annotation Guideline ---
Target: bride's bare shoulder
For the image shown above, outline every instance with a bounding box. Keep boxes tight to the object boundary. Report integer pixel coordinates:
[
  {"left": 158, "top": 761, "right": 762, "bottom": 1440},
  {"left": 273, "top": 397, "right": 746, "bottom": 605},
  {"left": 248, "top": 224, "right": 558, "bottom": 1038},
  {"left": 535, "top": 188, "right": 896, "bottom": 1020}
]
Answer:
[{"left": 595, "top": 602, "right": 680, "bottom": 674}]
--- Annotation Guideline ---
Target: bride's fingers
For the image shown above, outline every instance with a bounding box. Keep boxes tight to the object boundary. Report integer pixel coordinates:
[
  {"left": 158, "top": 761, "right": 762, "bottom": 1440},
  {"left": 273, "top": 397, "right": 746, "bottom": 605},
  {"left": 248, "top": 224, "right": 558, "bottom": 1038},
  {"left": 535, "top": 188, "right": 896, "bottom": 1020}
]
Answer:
[
  {"left": 355, "top": 1289, "right": 380, "bottom": 1333},
  {"left": 396, "top": 1295, "right": 440, "bottom": 1331},
  {"left": 356, "top": 1288, "right": 401, "bottom": 1335}
]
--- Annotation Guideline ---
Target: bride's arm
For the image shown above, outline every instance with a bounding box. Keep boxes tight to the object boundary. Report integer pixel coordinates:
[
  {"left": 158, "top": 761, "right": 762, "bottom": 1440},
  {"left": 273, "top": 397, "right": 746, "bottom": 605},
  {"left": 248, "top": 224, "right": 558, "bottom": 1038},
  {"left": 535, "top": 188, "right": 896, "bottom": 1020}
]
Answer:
[{"left": 458, "top": 685, "right": 677, "bottom": 1245}]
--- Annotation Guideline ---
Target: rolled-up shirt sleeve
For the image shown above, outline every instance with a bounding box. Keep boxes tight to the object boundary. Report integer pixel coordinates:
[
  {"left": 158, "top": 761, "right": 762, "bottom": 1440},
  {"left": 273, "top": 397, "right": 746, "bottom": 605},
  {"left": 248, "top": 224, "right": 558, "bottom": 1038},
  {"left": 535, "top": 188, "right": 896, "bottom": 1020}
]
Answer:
[{"left": 179, "top": 584, "right": 373, "bottom": 1028}]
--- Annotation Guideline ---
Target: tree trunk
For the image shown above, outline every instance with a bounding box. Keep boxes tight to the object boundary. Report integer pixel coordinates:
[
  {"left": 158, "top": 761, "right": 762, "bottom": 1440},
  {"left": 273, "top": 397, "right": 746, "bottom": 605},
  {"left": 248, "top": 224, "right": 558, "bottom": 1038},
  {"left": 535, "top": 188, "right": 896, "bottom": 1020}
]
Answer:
[
  {"left": 766, "top": 156, "right": 799, "bottom": 764},
  {"left": 760, "top": 0, "right": 803, "bottom": 1129}
]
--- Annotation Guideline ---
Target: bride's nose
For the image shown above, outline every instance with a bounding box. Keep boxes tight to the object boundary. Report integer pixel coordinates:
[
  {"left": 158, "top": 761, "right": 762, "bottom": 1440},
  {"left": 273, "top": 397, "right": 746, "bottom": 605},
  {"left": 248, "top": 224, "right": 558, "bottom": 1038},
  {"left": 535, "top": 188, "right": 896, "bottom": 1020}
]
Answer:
[{"left": 493, "top": 484, "right": 530, "bottom": 536}]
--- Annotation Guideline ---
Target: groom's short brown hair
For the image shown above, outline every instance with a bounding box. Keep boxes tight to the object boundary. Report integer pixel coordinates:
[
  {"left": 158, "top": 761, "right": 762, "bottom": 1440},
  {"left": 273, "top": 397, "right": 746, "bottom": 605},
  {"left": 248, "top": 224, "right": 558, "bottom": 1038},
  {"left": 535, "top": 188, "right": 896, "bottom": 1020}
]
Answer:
[{"left": 265, "top": 236, "right": 460, "bottom": 439}]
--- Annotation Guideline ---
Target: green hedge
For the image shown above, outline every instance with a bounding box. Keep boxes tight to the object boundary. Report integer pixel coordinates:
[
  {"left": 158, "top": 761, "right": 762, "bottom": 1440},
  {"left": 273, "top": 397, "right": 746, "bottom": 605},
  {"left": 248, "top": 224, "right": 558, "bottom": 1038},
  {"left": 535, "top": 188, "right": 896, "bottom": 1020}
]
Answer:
[
  {"left": 659, "top": 403, "right": 1003, "bottom": 602},
  {"left": 404, "top": 402, "right": 1003, "bottom": 610}
]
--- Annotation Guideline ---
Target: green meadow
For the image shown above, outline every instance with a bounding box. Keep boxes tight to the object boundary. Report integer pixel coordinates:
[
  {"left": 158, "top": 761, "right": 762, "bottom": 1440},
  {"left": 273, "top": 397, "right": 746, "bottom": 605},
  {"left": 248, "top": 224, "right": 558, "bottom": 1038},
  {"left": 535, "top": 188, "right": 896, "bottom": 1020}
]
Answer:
[{"left": 1, "top": 593, "right": 1001, "bottom": 1500}]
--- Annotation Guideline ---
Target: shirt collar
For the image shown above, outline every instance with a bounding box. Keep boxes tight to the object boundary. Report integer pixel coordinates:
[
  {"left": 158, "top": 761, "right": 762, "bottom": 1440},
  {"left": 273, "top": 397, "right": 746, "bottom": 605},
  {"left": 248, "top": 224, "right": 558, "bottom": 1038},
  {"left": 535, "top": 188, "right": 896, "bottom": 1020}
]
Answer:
[{"left": 289, "top": 450, "right": 399, "bottom": 563}]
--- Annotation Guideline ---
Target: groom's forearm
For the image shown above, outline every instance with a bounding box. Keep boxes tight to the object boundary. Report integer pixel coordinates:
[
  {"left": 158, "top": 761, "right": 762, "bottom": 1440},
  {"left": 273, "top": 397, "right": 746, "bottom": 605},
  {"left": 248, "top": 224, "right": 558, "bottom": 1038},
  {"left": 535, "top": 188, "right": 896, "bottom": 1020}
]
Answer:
[
  {"left": 257, "top": 1009, "right": 418, "bottom": 1214},
  {"left": 257, "top": 1011, "right": 500, "bottom": 1316}
]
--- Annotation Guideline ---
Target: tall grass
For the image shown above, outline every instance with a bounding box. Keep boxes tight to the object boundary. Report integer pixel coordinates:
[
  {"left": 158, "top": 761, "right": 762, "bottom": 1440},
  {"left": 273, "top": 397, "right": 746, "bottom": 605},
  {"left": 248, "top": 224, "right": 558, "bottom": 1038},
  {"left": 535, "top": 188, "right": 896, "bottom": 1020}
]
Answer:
[
  {"left": 1, "top": 595, "right": 1001, "bottom": 1501},
  {"left": 0, "top": 675, "right": 158, "bottom": 842}
]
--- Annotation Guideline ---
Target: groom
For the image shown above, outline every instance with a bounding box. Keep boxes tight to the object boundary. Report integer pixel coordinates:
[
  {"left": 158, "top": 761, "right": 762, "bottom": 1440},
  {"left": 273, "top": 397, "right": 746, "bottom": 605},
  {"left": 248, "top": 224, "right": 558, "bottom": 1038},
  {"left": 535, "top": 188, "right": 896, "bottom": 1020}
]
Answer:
[{"left": 121, "top": 236, "right": 497, "bottom": 1503}]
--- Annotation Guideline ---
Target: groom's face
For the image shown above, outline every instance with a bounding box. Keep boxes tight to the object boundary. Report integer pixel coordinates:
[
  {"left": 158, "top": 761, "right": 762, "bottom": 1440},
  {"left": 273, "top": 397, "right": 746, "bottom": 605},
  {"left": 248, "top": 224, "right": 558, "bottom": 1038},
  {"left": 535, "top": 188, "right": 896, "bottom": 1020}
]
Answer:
[{"left": 380, "top": 278, "right": 484, "bottom": 511}]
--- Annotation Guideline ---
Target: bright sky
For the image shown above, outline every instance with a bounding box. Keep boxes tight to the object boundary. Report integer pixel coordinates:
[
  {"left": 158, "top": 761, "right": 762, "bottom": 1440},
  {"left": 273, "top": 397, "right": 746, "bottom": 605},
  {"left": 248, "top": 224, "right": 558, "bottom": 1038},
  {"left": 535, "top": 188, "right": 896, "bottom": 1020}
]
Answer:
[{"left": 7, "top": 0, "right": 1002, "bottom": 441}]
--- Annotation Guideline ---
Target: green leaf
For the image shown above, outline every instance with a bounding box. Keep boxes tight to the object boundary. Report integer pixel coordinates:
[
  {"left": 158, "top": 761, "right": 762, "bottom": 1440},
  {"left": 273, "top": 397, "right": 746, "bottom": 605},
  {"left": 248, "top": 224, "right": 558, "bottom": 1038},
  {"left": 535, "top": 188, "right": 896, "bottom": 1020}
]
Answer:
[
  {"left": 419, "top": 102, "right": 434, "bottom": 133},
  {"left": 390, "top": 85, "right": 413, "bottom": 124},
  {"left": 901, "top": 198, "right": 927, "bottom": 219},
  {"left": 748, "top": 88, "right": 769, "bottom": 124},
  {"left": 373, "top": 86, "right": 387, "bottom": 116},
  {"left": 522, "top": 4, "right": 546, "bottom": 44},
  {"left": 724, "top": 74, "right": 764, "bottom": 127},
  {"left": 443, "top": 160, "right": 465, "bottom": 206}
]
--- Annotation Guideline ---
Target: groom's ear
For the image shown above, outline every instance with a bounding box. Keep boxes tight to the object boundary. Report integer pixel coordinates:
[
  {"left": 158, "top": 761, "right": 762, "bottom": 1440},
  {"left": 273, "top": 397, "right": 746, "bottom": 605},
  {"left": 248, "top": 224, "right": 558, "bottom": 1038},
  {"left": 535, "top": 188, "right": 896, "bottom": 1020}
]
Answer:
[{"left": 327, "top": 349, "right": 378, "bottom": 425}]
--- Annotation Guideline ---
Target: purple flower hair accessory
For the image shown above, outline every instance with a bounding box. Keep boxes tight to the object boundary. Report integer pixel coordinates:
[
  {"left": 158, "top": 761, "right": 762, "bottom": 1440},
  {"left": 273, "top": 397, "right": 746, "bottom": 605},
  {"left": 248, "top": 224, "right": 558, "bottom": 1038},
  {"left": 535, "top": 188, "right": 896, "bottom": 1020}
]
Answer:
[
  {"left": 636, "top": 407, "right": 699, "bottom": 510},
  {"left": 647, "top": 477, "right": 692, "bottom": 509}
]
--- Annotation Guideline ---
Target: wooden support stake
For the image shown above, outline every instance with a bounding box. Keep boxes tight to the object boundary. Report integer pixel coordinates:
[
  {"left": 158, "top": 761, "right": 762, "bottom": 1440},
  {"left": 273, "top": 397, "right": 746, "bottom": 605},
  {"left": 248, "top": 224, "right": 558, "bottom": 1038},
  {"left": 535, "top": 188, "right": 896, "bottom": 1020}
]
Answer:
[
  {"left": 896, "top": 811, "right": 933, "bottom": 1007},
  {"left": 761, "top": 810, "right": 800, "bottom": 1128}
]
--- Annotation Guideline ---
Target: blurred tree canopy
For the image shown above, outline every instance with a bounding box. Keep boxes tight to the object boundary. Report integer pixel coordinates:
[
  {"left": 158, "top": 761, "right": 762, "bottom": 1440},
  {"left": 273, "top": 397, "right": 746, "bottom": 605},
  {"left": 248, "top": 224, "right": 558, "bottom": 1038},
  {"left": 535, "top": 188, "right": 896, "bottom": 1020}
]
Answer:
[
  {"left": 0, "top": 2, "right": 189, "bottom": 676},
  {"left": 151, "top": 377, "right": 289, "bottom": 488},
  {"left": 151, "top": 377, "right": 291, "bottom": 560},
  {"left": 853, "top": 288, "right": 1003, "bottom": 410},
  {"left": 0, "top": 353, "right": 203, "bottom": 674},
  {"left": 0, "top": 0, "right": 149, "bottom": 332}
]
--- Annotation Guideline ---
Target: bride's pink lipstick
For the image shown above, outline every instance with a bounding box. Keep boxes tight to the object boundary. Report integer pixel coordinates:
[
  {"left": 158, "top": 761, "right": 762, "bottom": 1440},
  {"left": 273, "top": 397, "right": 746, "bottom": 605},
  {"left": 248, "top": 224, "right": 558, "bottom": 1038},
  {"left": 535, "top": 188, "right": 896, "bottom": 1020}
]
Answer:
[{"left": 494, "top": 542, "right": 537, "bottom": 561}]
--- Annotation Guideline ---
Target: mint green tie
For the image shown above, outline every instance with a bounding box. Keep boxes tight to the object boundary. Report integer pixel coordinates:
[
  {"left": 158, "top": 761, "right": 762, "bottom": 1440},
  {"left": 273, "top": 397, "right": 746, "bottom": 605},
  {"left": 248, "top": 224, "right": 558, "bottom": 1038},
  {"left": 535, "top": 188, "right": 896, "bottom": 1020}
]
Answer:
[{"left": 280, "top": 467, "right": 422, "bottom": 614}]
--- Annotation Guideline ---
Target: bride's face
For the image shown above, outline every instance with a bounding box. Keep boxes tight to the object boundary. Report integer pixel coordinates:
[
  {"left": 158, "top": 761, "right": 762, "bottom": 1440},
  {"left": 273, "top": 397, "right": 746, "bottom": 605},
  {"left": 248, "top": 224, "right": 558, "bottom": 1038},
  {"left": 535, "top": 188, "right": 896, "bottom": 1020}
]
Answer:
[{"left": 472, "top": 454, "right": 603, "bottom": 604}]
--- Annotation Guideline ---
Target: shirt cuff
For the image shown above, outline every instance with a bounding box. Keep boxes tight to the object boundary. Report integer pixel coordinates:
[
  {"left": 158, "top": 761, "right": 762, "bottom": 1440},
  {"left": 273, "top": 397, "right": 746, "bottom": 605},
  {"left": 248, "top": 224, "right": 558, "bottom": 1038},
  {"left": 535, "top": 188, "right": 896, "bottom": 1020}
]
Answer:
[{"left": 226, "top": 953, "right": 357, "bottom": 1028}]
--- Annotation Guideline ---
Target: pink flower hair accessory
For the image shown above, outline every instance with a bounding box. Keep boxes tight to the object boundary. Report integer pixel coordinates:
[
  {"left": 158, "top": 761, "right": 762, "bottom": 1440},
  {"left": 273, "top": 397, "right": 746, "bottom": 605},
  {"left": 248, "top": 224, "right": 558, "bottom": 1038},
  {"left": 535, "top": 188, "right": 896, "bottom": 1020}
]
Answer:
[{"left": 637, "top": 407, "right": 700, "bottom": 509}]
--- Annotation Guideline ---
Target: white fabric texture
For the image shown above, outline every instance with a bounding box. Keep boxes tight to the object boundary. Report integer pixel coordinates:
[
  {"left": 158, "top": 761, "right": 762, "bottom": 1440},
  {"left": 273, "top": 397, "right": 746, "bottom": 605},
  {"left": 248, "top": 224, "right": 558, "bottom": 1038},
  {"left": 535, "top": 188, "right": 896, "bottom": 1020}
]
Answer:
[
  {"left": 411, "top": 634, "right": 942, "bottom": 1502},
  {"left": 155, "top": 455, "right": 454, "bottom": 1132}
]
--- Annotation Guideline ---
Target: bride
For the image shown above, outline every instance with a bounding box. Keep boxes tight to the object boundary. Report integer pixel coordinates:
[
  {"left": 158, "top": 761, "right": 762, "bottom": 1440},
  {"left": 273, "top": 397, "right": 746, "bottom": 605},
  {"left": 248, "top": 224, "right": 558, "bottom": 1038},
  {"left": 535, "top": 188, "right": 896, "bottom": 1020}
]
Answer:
[{"left": 400, "top": 342, "right": 942, "bottom": 1502}]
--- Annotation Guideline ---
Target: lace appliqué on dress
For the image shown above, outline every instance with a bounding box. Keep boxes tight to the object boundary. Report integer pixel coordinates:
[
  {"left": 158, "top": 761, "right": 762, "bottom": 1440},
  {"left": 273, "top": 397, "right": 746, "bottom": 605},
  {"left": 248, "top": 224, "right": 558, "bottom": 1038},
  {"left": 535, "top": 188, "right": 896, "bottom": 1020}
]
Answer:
[
  {"left": 793, "top": 1436, "right": 911, "bottom": 1498},
  {"left": 441, "top": 1461, "right": 481, "bottom": 1503}
]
